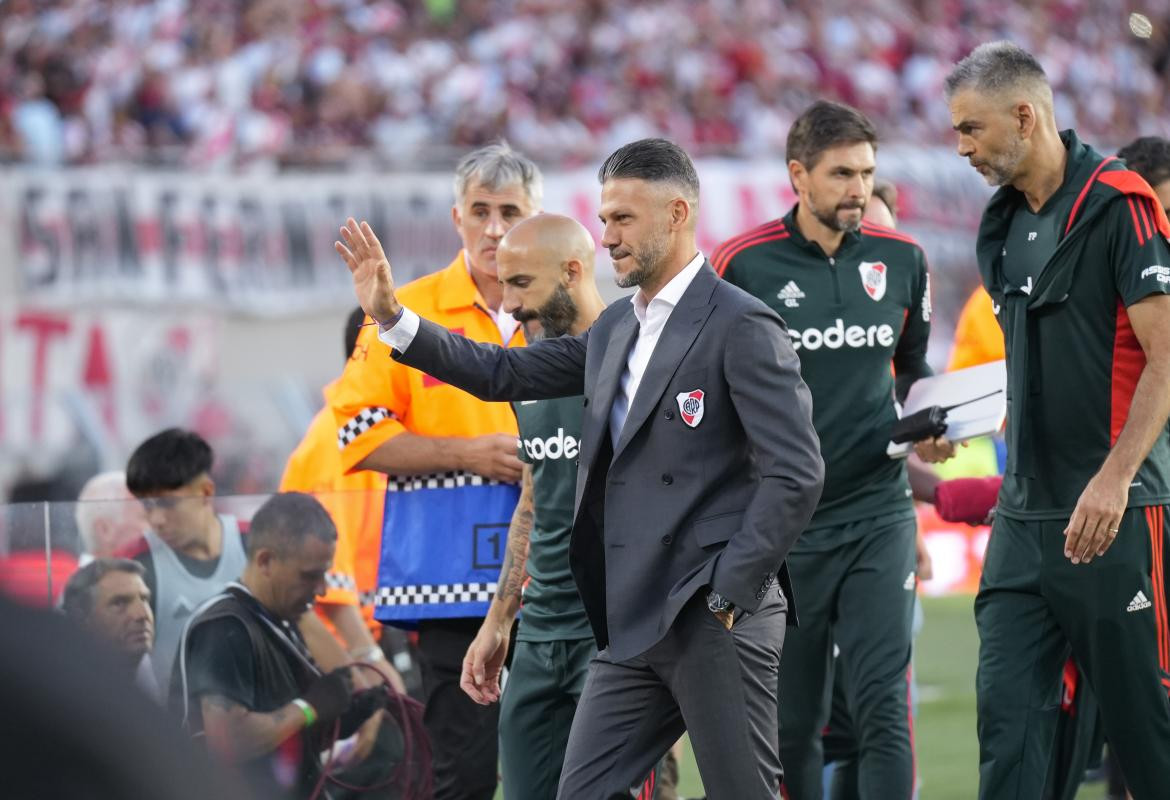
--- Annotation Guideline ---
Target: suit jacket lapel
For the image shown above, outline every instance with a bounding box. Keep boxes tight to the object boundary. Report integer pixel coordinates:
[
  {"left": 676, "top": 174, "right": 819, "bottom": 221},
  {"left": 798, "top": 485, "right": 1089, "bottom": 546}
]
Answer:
[{"left": 613, "top": 264, "right": 718, "bottom": 461}]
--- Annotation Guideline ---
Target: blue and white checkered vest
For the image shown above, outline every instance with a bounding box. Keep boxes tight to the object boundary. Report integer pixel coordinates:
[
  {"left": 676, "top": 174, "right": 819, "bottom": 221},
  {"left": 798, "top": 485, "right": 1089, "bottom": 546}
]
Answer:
[{"left": 374, "top": 471, "right": 519, "bottom": 624}]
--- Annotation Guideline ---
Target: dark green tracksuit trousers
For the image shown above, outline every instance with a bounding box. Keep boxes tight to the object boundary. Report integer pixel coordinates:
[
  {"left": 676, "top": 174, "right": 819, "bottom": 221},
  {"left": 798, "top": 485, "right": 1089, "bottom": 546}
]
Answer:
[
  {"left": 778, "top": 511, "right": 918, "bottom": 800},
  {"left": 976, "top": 504, "right": 1170, "bottom": 799},
  {"left": 1042, "top": 664, "right": 1103, "bottom": 800},
  {"left": 499, "top": 638, "right": 666, "bottom": 800},
  {"left": 499, "top": 638, "right": 595, "bottom": 799}
]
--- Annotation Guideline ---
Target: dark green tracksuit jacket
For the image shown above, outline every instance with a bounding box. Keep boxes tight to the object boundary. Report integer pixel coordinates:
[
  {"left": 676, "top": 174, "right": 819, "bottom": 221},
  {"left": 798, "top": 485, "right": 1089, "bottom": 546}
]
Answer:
[
  {"left": 717, "top": 207, "right": 932, "bottom": 532},
  {"left": 716, "top": 208, "right": 931, "bottom": 800},
  {"left": 978, "top": 131, "right": 1170, "bottom": 516},
  {"left": 973, "top": 129, "right": 1170, "bottom": 800}
]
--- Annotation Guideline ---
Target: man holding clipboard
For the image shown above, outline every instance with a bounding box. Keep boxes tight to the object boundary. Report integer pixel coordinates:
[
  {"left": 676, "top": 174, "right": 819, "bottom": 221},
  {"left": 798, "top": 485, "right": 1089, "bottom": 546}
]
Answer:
[{"left": 715, "top": 101, "right": 953, "bottom": 799}]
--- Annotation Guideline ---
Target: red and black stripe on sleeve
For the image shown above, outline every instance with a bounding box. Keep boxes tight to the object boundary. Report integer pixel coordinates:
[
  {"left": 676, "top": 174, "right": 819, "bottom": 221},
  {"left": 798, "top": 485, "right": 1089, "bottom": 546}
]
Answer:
[
  {"left": 711, "top": 219, "right": 788, "bottom": 277},
  {"left": 1097, "top": 167, "right": 1170, "bottom": 241},
  {"left": 1121, "top": 195, "right": 1165, "bottom": 247},
  {"left": 858, "top": 221, "right": 928, "bottom": 256},
  {"left": 860, "top": 220, "right": 918, "bottom": 248},
  {"left": 1109, "top": 300, "right": 1145, "bottom": 447}
]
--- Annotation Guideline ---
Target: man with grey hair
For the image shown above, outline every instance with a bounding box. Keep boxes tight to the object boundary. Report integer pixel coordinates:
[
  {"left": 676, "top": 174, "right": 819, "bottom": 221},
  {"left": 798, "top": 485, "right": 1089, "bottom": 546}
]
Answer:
[
  {"left": 329, "top": 141, "right": 542, "bottom": 800},
  {"left": 336, "top": 137, "right": 824, "bottom": 798},
  {"left": 75, "top": 471, "right": 148, "bottom": 561},
  {"left": 61, "top": 557, "right": 158, "bottom": 696},
  {"left": 947, "top": 40, "right": 1170, "bottom": 797}
]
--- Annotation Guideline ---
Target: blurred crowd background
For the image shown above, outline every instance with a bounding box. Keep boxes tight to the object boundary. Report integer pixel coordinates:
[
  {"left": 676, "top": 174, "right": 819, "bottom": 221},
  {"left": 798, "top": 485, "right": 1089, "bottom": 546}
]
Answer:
[
  {"left": 0, "top": 0, "right": 1167, "bottom": 170},
  {"left": 0, "top": 0, "right": 1164, "bottom": 508},
  {"left": 1, "top": 4, "right": 1167, "bottom": 797}
]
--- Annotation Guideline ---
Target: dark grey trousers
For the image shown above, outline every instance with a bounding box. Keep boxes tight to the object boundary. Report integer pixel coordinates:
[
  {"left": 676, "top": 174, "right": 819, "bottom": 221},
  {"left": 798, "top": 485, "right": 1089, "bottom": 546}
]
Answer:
[{"left": 556, "top": 586, "right": 788, "bottom": 800}]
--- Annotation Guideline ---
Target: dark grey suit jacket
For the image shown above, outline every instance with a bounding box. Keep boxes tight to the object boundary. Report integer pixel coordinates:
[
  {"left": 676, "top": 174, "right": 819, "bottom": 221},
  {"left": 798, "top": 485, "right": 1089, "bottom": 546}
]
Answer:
[{"left": 394, "top": 263, "right": 824, "bottom": 661}]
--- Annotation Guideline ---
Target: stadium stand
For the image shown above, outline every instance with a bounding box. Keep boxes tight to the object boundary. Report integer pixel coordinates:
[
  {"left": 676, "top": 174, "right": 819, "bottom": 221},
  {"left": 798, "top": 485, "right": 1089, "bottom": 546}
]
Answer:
[{"left": 0, "top": 0, "right": 1166, "bottom": 169}]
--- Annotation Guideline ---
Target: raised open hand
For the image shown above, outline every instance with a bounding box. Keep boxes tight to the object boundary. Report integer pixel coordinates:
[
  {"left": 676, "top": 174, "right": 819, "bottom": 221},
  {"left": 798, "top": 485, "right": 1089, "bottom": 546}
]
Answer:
[{"left": 335, "top": 218, "right": 402, "bottom": 325}]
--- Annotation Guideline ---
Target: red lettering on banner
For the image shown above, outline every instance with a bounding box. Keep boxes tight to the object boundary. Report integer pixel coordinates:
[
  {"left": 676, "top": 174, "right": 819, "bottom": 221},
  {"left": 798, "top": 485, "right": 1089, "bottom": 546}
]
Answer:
[
  {"left": 737, "top": 185, "right": 763, "bottom": 230},
  {"left": 695, "top": 200, "right": 717, "bottom": 254},
  {"left": 422, "top": 328, "right": 463, "bottom": 388},
  {"left": 222, "top": 225, "right": 244, "bottom": 261},
  {"left": 893, "top": 183, "right": 913, "bottom": 220},
  {"left": 571, "top": 192, "right": 601, "bottom": 242},
  {"left": 136, "top": 219, "right": 161, "bottom": 255},
  {"left": 168, "top": 327, "right": 191, "bottom": 351},
  {"left": 82, "top": 324, "right": 116, "bottom": 431},
  {"left": 16, "top": 312, "right": 70, "bottom": 440}
]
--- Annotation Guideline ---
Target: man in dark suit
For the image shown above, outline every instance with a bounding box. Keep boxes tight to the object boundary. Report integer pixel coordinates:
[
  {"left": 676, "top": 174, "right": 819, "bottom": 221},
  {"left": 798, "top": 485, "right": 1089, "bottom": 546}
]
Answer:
[{"left": 335, "top": 138, "right": 825, "bottom": 799}]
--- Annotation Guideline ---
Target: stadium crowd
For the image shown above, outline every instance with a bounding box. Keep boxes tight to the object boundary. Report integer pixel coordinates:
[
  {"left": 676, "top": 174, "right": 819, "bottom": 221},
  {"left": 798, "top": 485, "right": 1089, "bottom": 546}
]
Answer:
[
  {"left": 4, "top": 1, "right": 1170, "bottom": 794},
  {"left": 0, "top": 0, "right": 1167, "bottom": 169}
]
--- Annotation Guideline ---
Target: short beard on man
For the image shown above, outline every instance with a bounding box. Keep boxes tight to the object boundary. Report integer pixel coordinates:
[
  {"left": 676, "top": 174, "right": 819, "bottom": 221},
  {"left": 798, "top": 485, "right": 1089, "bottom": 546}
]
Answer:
[
  {"left": 613, "top": 229, "right": 670, "bottom": 290},
  {"left": 538, "top": 284, "right": 579, "bottom": 338},
  {"left": 808, "top": 191, "right": 865, "bottom": 233},
  {"left": 974, "top": 135, "right": 1027, "bottom": 187},
  {"left": 515, "top": 283, "right": 579, "bottom": 340}
]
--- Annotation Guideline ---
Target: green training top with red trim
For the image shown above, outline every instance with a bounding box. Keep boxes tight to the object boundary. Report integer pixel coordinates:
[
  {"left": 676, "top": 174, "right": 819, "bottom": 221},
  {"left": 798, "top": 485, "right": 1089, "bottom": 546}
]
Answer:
[
  {"left": 513, "top": 394, "right": 592, "bottom": 642},
  {"left": 976, "top": 129, "right": 1170, "bottom": 519},
  {"left": 715, "top": 206, "right": 932, "bottom": 535}
]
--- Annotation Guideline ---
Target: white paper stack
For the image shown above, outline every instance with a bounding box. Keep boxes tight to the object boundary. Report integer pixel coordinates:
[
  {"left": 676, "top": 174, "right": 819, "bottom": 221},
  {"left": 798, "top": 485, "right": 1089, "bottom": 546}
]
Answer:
[{"left": 887, "top": 359, "right": 1007, "bottom": 459}]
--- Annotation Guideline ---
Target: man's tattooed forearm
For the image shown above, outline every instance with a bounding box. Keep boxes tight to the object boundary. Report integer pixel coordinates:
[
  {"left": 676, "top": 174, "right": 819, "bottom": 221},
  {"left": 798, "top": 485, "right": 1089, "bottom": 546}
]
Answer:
[{"left": 498, "top": 506, "right": 533, "bottom": 601}]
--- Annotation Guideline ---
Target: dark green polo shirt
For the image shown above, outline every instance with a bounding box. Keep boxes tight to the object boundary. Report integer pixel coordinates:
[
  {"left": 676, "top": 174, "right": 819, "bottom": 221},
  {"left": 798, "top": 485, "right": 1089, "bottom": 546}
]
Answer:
[
  {"left": 513, "top": 395, "right": 592, "bottom": 641},
  {"left": 977, "top": 130, "right": 1170, "bottom": 519},
  {"left": 715, "top": 207, "right": 932, "bottom": 540},
  {"left": 1002, "top": 180, "right": 1079, "bottom": 288}
]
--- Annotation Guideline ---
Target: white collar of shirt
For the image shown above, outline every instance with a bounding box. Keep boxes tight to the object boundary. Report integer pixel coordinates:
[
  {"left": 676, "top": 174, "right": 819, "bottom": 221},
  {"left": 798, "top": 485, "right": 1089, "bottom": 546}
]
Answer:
[
  {"left": 609, "top": 252, "right": 705, "bottom": 446},
  {"left": 630, "top": 251, "right": 706, "bottom": 326},
  {"left": 464, "top": 249, "right": 520, "bottom": 343}
]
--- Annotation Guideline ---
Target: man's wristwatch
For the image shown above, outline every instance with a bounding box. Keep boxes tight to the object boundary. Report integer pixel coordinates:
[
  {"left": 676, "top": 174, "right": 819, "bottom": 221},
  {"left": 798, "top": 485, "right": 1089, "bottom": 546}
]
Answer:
[{"left": 707, "top": 589, "right": 733, "bottom": 614}]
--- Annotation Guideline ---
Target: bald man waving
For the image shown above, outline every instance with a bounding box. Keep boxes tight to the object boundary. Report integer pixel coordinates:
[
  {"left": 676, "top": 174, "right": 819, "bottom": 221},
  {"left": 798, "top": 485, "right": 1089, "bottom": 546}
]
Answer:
[{"left": 457, "top": 214, "right": 614, "bottom": 798}]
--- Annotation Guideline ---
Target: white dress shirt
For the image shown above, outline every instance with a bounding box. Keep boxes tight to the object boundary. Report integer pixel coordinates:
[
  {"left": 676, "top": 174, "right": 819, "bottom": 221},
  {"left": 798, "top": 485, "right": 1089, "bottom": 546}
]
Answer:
[
  {"left": 608, "top": 252, "right": 706, "bottom": 447},
  {"left": 379, "top": 304, "right": 421, "bottom": 351}
]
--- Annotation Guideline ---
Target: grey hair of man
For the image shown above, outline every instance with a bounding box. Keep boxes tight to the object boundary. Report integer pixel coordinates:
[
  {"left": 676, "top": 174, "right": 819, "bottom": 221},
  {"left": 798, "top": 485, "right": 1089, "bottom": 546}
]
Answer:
[
  {"left": 75, "top": 470, "right": 134, "bottom": 554},
  {"left": 453, "top": 141, "right": 544, "bottom": 209},
  {"left": 61, "top": 557, "right": 146, "bottom": 624},
  {"left": 944, "top": 41, "right": 1056, "bottom": 186},
  {"left": 943, "top": 41, "right": 1054, "bottom": 109},
  {"left": 597, "top": 137, "right": 701, "bottom": 215},
  {"left": 245, "top": 491, "right": 337, "bottom": 560}
]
